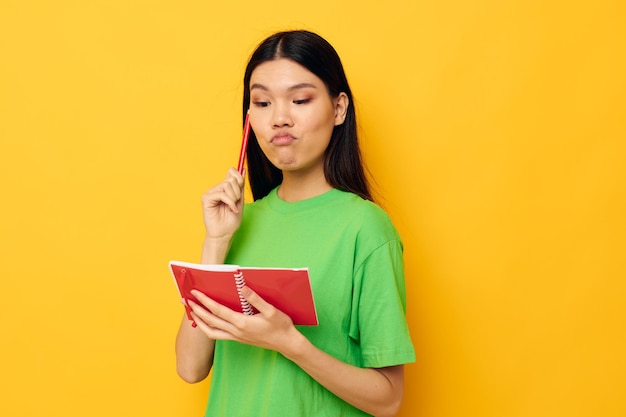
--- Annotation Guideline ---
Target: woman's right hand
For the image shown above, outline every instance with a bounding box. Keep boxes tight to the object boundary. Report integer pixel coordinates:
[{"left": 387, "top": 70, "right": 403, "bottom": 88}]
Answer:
[{"left": 201, "top": 168, "right": 245, "bottom": 241}]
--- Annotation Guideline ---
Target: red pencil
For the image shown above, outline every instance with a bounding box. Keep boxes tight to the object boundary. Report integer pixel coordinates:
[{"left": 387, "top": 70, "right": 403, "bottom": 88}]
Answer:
[{"left": 237, "top": 110, "right": 251, "bottom": 175}]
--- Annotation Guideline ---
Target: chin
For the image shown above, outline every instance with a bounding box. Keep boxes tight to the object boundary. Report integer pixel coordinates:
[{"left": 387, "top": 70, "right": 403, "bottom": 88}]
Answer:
[{"left": 271, "top": 159, "right": 298, "bottom": 170}]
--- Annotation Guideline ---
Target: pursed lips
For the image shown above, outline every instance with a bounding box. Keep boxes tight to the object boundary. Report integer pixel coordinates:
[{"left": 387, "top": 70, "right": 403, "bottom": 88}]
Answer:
[{"left": 271, "top": 132, "right": 296, "bottom": 145}]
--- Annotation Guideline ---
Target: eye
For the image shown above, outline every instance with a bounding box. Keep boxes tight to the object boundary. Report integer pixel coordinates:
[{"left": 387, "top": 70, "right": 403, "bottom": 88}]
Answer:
[
  {"left": 252, "top": 101, "right": 270, "bottom": 108},
  {"left": 293, "top": 98, "right": 312, "bottom": 105}
]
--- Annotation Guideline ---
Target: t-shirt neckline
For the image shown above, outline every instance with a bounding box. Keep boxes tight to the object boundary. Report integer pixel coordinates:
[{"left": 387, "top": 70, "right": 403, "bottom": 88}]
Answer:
[{"left": 266, "top": 187, "right": 343, "bottom": 214}]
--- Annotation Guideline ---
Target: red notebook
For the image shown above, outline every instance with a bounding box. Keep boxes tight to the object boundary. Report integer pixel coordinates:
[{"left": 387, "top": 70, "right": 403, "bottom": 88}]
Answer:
[{"left": 169, "top": 261, "right": 318, "bottom": 326}]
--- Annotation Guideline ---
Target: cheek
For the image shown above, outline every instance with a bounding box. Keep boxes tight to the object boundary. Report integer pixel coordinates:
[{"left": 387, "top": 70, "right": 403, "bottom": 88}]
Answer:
[
  {"left": 304, "top": 105, "right": 336, "bottom": 131},
  {"left": 249, "top": 118, "right": 267, "bottom": 142},
  {"left": 248, "top": 116, "right": 259, "bottom": 135},
  {"left": 308, "top": 113, "right": 336, "bottom": 141}
]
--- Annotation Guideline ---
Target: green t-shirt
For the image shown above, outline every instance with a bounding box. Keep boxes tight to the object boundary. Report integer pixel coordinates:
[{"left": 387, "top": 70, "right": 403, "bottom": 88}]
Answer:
[{"left": 204, "top": 188, "right": 415, "bottom": 417}]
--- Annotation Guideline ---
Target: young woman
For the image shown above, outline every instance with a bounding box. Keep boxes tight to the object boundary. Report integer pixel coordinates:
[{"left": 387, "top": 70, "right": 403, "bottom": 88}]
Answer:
[{"left": 175, "top": 30, "right": 415, "bottom": 417}]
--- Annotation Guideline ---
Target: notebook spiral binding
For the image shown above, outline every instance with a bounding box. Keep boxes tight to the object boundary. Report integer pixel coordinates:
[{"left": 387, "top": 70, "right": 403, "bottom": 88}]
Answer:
[{"left": 234, "top": 271, "right": 254, "bottom": 315}]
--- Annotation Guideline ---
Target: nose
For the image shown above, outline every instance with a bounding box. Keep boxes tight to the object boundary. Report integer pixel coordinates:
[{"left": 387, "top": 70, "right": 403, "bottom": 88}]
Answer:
[{"left": 272, "top": 102, "right": 293, "bottom": 128}]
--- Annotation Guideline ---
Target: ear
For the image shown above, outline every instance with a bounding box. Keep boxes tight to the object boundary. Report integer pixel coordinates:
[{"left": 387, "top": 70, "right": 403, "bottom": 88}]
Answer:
[{"left": 333, "top": 92, "right": 349, "bottom": 126}]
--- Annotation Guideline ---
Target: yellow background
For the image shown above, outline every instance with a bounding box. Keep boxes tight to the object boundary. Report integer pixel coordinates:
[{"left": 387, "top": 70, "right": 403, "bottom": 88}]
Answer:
[{"left": 1, "top": 1, "right": 624, "bottom": 416}]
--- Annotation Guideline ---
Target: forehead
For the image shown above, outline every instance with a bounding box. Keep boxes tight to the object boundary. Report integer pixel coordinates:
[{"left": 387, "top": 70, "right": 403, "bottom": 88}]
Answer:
[{"left": 250, "top": 58, "right": 324, "bottom": 90}]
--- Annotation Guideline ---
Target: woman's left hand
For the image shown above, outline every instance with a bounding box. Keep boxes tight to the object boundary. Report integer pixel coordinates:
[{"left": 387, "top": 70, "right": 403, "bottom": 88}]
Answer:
[{"left": 187, "top": 287, "right": 299, "bottom": 353}]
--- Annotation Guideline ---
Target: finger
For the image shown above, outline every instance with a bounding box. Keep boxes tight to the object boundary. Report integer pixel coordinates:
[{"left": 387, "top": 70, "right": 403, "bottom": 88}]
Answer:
[
  {"left": 218, "top": 189, "right": 241, "bottom": 213},
  {"left": 226, "top": 167, "right": 245, "bottom": 187},
  {"left": 202, "top": 187, "right": 240, "bottom": 213},
  {"left": 223, "top": 178, "right": 243, "bottom": 204},
  {"left": 190, "top": 290, "right": 241, "bottom": 324},
  {"left": 218, "top": 175, "right": 244, "bottom": 206},
  {"left": 201, "top": 171, "right": 244, "bottom": 212},
  {"left": 239, "top": 286, "right": 274, "bottom": 316},
  {"left": 189, "top": 310, "right": 236, "bottom": 341},
  {"left": 204, "top": 175, "right": 239, "bottom": 198},
  {"left": 187, "top": 298, "right": 238, "bottom": 334},
  {"left": 224, "top": 171, "right": 245, "bottom": 198}
]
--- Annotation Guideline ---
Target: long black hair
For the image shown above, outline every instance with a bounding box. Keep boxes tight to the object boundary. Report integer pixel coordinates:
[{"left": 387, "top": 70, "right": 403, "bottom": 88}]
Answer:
[{"left": 242, "top": 30, "right": 373, "bottom": 202}]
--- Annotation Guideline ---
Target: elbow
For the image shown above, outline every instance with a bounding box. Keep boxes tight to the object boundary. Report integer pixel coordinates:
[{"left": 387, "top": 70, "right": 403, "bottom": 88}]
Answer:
[
  {"left": 386, "top": 398, "right": 403, "bottom": 417},
  {"left": 373, "top": 381, "right": 404, "bottom": 417},
  {"left": 375, "top": 397, "right": 403, "bottom": 417},
  {"left": 177, "top": 364, "right": 210, "bottom": 384},
  {"left": 371, "top": 365, "right": 405, "bottom": 417}
]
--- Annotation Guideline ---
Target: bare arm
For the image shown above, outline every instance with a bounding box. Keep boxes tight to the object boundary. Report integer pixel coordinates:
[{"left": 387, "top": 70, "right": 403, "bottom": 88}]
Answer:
[
  {"left": 174, "top": 169, "right": 245, "bottom": 383},
  {"left": 175, "top": 308, "right": 216, "bottom": 383},
  {"left": 188, "top": 286, "right": 406, "bottom": 416},
  {"left": 285, "top": 331, "right": 405, "bottom": 417}
]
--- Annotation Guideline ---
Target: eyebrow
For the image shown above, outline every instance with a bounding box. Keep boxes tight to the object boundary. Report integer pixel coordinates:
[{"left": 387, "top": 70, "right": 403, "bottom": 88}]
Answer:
[{"left": 250, "top": 82, "right": 318, "bottom": 92}]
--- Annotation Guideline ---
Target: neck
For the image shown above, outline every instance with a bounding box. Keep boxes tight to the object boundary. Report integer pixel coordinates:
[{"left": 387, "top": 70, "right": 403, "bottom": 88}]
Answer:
[{"left": 277, "top": 170, "right": 332, "bottom": 202}]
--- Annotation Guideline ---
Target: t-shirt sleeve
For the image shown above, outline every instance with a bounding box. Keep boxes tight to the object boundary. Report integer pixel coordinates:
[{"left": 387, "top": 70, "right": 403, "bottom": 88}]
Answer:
[{"left": 349, "top": 239, "right": 416, "bottom": 368}]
